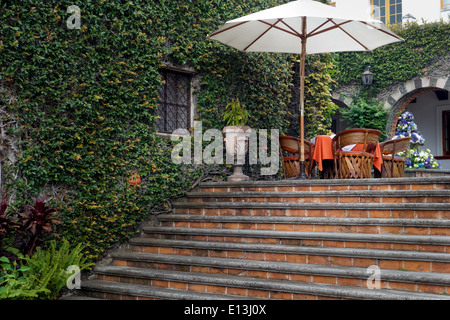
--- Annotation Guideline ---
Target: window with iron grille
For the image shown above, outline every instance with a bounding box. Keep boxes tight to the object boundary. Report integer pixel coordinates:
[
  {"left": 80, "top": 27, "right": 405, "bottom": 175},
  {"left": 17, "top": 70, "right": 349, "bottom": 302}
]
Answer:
[{"left": 156, "top": 69, "right": 191, "bottom": 133}]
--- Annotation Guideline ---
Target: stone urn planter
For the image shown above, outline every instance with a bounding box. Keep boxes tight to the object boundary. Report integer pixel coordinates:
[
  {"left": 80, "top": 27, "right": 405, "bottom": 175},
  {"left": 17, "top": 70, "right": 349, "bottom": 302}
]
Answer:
[
  {"left": 223, "top": 125, "right": 251, "bottom": 182},
  {"left": 221, "top": 99, "right": 251, "bottom": 182}
]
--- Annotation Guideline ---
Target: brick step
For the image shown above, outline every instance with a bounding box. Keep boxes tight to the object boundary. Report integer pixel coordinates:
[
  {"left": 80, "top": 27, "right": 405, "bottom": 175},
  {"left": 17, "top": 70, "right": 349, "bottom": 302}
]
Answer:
[
  {"left": 186, "top": 190, "right": 450, "bottom": 204},
  {"left": 157, "top": 215, "right": 450, "bottom": 236},
  {"left": 128, "top": 238, "right": 450, "bottom": 273},
  {"left": 174, "top": 202, "right": 450, "bottom": 219},
  {"left": 60, "top": 295, "right": 103, "bottom": 300},
  {"left": 90, "top": 265, "right": 450, "bottom": 300},
  {"left": 79, "top": 279, "right": 258, "bottom": 300},
  {"left": 109, "top": 251, "right": 450, "bottom": 295},
  {"left": 198, "top": 177, "right": 450, "bottom": 193},
  {"left": 140, "top": 226, "right": 450, "bottom": 253}
]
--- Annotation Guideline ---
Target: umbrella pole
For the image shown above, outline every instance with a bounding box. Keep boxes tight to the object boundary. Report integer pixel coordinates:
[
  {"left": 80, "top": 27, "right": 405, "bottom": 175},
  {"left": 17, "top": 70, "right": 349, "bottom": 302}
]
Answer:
[{"left": 298, "top": 19, "right": 307, "bottom": 179}]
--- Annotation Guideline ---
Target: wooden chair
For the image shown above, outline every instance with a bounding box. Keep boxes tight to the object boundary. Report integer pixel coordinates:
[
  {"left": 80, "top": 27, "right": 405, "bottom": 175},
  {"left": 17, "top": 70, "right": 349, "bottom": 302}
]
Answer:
[
  {"left": 377, "top": 137, "right": 411, "bottom": 178},
  {"left": 279, "top": 136, "right": 314, "bottom": 178},
  {"left": 332, "top": 129, "right": 381, "bottom": 179}
]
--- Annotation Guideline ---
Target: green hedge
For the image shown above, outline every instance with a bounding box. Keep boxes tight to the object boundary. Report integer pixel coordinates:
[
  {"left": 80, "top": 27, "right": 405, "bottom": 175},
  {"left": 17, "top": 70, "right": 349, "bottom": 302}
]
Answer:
[{"left": 0, "top": 0, "right": 295, "bottom": 259}]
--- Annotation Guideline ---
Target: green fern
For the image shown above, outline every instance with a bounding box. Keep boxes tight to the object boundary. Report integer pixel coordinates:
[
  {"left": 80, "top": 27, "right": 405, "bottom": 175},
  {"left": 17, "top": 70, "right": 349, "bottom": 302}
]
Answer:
[
  {"left": 24, "top": 239, "right": 95, "bottom": 299},
  {"left": 0, "top": 239, "right": 94, "bottom": 300},
  {"left": 0, "top": 254, "right": 49, "bottom": 300}
]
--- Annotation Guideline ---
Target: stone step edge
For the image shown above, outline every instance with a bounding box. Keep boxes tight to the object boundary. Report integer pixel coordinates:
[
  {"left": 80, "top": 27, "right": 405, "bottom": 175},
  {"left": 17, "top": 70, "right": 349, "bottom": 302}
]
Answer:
[
  {"left": 156, "top": 215, "right": 450, "bottom": 228},
  {"left": 186, "top": 190, "right": 450, "bottom": 198},
  {"left": 93, "top": 266, "right": 450, "bottom": 300},
  {"left": 141, "top": 226, "right": 450, "bottom": 246},
  {"left": 128, "top": 238, "right": 450, "bottom": 263},
  {"left": 80, "top": 280, "right": 260, "bottom": 300},
  {"left": 110, "top": 251, "right": 450, "bottom": 286},
  {"left": 172, "top": 202, "right": 450, "bottom": 210},
  {"left": 198, "top": 176, "right": 450, "bottom": 188}
]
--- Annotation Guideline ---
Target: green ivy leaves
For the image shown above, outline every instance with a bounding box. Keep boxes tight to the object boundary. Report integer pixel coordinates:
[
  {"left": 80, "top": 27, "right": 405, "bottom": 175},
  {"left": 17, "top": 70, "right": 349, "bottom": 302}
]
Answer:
[
  {"left": 335, "top": 22, "right": 450, "bottom": 92},
  {"left": 0, "top": 0, "right": 300, "bottom": 260}
]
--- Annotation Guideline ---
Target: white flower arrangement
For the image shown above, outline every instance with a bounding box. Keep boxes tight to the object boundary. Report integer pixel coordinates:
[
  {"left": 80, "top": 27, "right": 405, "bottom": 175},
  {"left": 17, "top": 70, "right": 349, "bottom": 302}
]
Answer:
[{"left": 404, "top": 148, "right": 441, "bottom": 169}]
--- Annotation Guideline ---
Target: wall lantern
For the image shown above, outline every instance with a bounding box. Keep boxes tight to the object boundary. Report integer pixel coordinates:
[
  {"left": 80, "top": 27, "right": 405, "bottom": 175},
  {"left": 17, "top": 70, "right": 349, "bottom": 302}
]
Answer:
[{"left": 362, "top": 66, "right": 374, "bottom": 86}]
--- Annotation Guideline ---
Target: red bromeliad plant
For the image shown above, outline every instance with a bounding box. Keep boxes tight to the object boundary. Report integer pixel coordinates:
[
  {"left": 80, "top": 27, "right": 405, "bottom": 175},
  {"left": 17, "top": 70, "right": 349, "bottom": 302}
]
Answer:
[
  {"left": 18, "top": 196, "right": 61, "bottom": 255},
  {"left": 0, "top": 196, "right": 10, "bottom": 235},
  {"left": 0, "top": 195, "right": 21, "bottom": 263},
  {"left": 0, "top": 196, "right": 17, "bottom": 239}
]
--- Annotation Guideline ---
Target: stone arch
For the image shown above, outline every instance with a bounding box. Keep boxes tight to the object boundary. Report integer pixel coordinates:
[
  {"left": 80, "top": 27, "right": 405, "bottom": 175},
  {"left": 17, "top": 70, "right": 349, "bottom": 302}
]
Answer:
[
  {"left": 386, "top": 76, "right": 450, "bottom": 138},
  {"left": 332, "top": 92, "right": 353, "bottom": 108}
]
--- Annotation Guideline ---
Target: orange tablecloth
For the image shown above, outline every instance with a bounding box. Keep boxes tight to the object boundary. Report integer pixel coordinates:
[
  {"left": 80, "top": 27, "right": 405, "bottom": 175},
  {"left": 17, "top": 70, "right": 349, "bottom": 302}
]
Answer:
[
  {"left": 311, "top": 136, "right": 382, "bottom": 172},
  {"left": 312, "top": 136, "right": 334, "bottom": 171}
]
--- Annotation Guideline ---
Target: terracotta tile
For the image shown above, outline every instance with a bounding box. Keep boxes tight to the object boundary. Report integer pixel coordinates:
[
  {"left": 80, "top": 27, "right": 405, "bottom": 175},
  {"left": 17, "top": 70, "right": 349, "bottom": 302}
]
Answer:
[
  {"left": 337, "top": 277, "right": 363, "bottom": 287},
  {"left": 417, "top": 284, "right": 448, "bottom": 294},
  {"left": 265, "top": 252, "right": 286, "bottom": 262},
  {"left": 169, "top": 281, "right": 187, "bottom": 290},
  {"left": 227, "top": 287, "right": 248, "bottom": 296},
  {"left": 307, "top": 255, "right": 330, "bottom": 265},
  {"left": 270, "top": 291, "right": 293, "bottom": 300},
  {"left": 248, "top": 289, "right": 269, "bottom": 298},
  {"left": 388, "top": 281, "right": 417, "bottom": 292},
  {"left": 312, "top": 275, "right": 336, "bottom": 285},
  {"left": 292, "top": 293, "right": 317, "bottom": 300},
  {"left": 293, "top": 224, "right": 314, "bottom": 232},
  {"left": 314, "top": 225, "right": 335, "bottom": 232},
  {"left": 286, "top": 254, "right": 307, "bottom": 264},
  {"left": 330, "top": 256, "right": 353, "bottom": 267},
  {"left": 288, "top": 209, "right": 307, "bottom": 216},
  {"left": 290, "top": 274, "right": 312, "bottom": 282},
  {"left": 432, "top": 262, "right": 450, "bottom": 273},
  {"left": 378, "top": 260, "right": 403, "bottom": 270},
  {"left": 353, "top": 258, "right": 377, "bottom": 267},
  {"left": 404, "top": 227, "right": 430, "bottom": 235},
  {"left": 404, "top": 260, "right": 431, "bottom": 272}
]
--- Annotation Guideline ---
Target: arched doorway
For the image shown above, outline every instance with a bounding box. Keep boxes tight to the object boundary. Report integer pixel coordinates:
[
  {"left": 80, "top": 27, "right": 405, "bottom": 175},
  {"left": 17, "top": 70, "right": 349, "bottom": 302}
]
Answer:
[{"left": 386, "top": 77, "right": 450, "bottom": 169}]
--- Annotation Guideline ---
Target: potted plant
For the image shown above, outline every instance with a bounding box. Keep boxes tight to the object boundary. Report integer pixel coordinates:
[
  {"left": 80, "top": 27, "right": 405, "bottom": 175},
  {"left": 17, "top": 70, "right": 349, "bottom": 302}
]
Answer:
[{"left": 222, "top": 99, "right": 251, "bottom": 182}]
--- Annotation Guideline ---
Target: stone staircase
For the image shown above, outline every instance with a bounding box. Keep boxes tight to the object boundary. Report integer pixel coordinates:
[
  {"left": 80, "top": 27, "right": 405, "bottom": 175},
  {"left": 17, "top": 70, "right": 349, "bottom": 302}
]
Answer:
[{"left": 73, "top": 177, "right": 450, "bottom": 300}]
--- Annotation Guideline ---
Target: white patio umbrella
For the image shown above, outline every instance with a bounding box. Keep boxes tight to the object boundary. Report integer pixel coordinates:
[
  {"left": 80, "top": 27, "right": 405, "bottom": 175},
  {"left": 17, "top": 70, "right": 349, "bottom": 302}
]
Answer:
[{"left": 207, "top": 0, "right": 403, "bottom": 178}]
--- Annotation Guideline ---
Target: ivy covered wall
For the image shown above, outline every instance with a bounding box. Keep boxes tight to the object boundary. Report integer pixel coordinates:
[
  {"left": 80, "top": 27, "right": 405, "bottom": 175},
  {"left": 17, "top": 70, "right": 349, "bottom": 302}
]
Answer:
[
  {"left": 0, "top": 0, "right": 300, "bottom": 259},
  {"left": 334, "top": 21, "right": 450, "bottom": 104}
]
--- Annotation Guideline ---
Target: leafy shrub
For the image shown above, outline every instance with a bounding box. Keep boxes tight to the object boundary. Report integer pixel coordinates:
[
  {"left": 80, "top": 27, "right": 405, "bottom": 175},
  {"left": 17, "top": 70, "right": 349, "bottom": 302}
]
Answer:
[
  {"left": 0, "top": 239, "right": 94, "bottom": 300},
  {"left": 340, "top": 96, "right": 388, "bottom": 140}
]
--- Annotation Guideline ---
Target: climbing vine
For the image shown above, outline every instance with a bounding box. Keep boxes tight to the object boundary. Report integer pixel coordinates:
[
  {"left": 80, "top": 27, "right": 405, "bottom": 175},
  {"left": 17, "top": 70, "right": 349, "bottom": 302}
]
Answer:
[
  {"left": 0, "top": 0, "right": 294, "bottom": 259},
  {"left": 304, "top": 54, "right": 339, "bottom": 139},
  {"left": 334, "top": 21, "right": 450, "bottom": 93}
]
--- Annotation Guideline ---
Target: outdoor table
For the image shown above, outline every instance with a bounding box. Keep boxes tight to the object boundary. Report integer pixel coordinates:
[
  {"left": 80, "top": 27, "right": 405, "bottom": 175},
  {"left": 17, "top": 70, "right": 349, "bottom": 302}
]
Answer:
[{"left": 311, "top": 135, "right": 383, "bottom": 175}]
